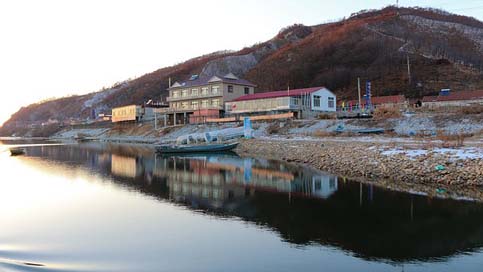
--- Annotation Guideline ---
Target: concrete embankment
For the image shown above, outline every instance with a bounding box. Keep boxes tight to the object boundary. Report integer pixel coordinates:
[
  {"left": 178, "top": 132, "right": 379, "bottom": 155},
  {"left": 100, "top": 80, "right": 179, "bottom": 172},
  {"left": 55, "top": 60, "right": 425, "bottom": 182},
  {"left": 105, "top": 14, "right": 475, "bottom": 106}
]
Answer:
[{"left": 236, "top": 138, "right": 483, "bottom": 201}]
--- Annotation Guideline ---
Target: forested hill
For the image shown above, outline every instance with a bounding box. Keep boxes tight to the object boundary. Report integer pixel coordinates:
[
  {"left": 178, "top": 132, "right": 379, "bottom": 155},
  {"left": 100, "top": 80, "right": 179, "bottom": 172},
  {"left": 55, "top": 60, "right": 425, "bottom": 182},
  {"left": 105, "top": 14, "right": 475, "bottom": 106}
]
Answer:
[{"left": 2, "top": 6, "right": 483, "bottom": 131}]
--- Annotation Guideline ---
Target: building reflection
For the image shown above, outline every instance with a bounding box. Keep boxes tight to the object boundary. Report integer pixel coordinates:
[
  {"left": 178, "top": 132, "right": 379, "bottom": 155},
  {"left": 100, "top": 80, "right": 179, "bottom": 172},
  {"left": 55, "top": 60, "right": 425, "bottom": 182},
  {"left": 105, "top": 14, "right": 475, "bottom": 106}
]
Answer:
[
  {"left": 151, "top": 154, "right": 338, "bottom": 208},
  {"left": 22, "top": 143, "right": 483, "bottom": 264}
]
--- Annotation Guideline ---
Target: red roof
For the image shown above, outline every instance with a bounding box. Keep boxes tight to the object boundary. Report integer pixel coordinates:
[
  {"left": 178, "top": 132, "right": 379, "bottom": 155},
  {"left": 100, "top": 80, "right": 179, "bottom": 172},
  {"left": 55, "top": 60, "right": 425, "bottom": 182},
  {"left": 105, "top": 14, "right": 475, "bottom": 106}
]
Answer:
[
  {"left": 231, "top": 87, "right": 327, "bottom": 102},
  {"left": 422, "top": 90, "right": 483, "bottom": 103},
  {"left": 338, "top": 95, "right": 406, "bottom": 106}
]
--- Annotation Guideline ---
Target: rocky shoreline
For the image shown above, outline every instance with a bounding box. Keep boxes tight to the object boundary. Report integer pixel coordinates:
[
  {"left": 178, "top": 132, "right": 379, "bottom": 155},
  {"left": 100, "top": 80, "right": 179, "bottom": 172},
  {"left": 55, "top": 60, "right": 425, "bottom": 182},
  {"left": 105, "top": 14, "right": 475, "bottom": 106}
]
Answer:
[{"left": 236, "top": 138, "right": 483, "bottom": 201}]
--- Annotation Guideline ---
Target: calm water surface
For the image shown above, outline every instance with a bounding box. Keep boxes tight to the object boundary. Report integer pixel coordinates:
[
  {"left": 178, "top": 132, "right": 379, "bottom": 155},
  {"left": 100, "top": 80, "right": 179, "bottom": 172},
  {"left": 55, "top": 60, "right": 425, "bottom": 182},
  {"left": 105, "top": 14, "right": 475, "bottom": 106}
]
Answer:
[{"left": 1, "top": 140, "right": 483, "bottom": 271}]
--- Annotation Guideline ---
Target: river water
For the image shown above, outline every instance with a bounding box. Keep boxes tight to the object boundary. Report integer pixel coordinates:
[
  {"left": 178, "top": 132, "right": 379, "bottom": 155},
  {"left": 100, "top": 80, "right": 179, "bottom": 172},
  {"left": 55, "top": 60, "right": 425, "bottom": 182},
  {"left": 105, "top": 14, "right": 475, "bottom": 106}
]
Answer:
[{"left": 1, "top": 139, "right": 483, "bottom": 272}]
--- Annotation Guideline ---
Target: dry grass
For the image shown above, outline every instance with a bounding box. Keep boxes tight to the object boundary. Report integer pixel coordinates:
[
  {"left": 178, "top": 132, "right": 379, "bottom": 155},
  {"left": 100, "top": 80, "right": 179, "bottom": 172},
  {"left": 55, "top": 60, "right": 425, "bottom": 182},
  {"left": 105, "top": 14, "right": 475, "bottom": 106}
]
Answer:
[
  {"left": 267, "top": 122, "right": 281, "bottom": 134},
  {"left": 317, "top": 113, "right": 337, "bottom": 120},
  {"left": 436, "top": 130, "right": 472, "bottom": 148},
  {"left": 312, "top": 130, "right": 337, "bottom": 137},
  {"left": 372, "top": 107, "right": 402, "bottom": 119},
  {"left": 459, "top": 105, "right": 483, "bottom": 115}
]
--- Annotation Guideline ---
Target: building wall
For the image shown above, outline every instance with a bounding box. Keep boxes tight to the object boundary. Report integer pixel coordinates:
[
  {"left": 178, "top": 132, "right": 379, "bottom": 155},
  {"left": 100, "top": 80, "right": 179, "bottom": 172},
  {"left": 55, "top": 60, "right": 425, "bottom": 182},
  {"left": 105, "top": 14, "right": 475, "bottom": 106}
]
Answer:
[
  {"left": 311, "top": 89, "right": 337, "bottom": 112},
  {"left": 226, "top": 97, "right": 296, "bottom": 114},
  {"left": 169, "top": 83, "right": 224, "bottom": 110},
  {"left": 112, "top": 105, "right": 141, "bottom": 123},
  {"left": 423, "top": 99, "right": 483, "bottom": 108},
  {"left": 168, "top": 82, "right": 254, "bottom": 111},
  {"left": 222, "top": 83, "right": 255, "bottom": 102}
]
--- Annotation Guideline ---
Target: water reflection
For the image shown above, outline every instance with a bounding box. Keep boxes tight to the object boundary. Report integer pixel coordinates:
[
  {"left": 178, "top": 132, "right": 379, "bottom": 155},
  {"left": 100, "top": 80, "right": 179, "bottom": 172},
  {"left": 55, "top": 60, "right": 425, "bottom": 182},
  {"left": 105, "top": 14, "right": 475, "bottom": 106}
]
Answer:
[{"left": 17, "top": 143, "right": 483, "bottom": 264}]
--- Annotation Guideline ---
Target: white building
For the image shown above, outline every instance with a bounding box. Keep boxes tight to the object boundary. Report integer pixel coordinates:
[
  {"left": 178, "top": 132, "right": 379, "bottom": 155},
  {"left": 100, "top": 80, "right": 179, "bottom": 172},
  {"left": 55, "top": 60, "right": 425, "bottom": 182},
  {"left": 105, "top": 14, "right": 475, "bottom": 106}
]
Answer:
[{"left": 225, "top": 86, "right": 336, "bottom": 118}]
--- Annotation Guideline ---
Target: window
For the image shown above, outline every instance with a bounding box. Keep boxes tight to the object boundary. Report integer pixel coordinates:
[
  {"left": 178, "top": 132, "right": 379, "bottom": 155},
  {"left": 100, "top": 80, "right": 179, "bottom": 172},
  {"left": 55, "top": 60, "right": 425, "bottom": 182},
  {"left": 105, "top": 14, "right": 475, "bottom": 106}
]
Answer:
[
  {"left": 191, "top": 89, "right": 198, "bottom": 96},
  {"left": 212, "top": 99, "right": 220, "bottom": 107},
  {"left": 328, "top": 97, "right": 335, "bottom": 108},
  {"left": 172, "top": 91, "right": 180, "bottom": 98},
  {"left": 181, "top": 89, "right": 188, "bottom": 97},
  {"left": 314, "top": 95, "right": 321, "bottom": 107},
  {"left": 201, "top": 100, "right": 209, "bottom": 108},
  {"left": 329, "top": 177, "right": 336, "bottom": 189},
  {"left": 228, "top": 85, "right": 234, "bottom": 93},
  {"left": 244, "top": 87, "right": 250, "bottom": 94},
  {"left": 314, "top": 179, "right": 322, "bottom": 191},
  {"left": 191, "top": 101, "right": 199, "bottom": 109},
  {"left": 181, "top": 102, "right": 188, "bottom": 109},
  {"left": 212, "top": 85, "right": 220, "bottom": 94},
  {"left": 201, "top": 87, "right": 209, "bottom": 95}
]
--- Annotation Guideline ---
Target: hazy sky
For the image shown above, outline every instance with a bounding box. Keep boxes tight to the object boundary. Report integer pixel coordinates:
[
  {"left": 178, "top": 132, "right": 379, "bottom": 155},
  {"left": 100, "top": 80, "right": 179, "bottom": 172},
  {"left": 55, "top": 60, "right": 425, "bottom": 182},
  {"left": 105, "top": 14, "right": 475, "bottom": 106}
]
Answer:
[{"left": 0, "top": 0, "right": 482, "bottom": 125}]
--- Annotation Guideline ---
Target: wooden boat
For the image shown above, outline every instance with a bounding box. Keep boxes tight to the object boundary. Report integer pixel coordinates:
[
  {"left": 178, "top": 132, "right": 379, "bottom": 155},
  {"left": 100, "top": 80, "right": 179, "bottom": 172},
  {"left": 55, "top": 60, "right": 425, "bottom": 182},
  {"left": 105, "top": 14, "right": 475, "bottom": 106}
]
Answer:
[
  {"left": 156, "top": 151, "right": 239, "bottom": 158},
  {"left": 334, "top": 126, "right": 385, "bottom": 134},
  {"left": 9, "top": 148, "right": 25, "bottom": 156},
  {"left": 155, "top": 142, "right": 239, "bottom": 154},
  {"left": 356, "top": 128, "right": 385, "bottom": 134}
]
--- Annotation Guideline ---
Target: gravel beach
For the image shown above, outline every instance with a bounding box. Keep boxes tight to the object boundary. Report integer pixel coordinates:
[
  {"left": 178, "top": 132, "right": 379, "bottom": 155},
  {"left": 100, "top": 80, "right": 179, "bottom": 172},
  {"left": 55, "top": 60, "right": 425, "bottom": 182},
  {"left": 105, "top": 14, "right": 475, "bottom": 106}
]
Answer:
[{"left": 236, "top": 138, "right": 483, "bottom": 201}]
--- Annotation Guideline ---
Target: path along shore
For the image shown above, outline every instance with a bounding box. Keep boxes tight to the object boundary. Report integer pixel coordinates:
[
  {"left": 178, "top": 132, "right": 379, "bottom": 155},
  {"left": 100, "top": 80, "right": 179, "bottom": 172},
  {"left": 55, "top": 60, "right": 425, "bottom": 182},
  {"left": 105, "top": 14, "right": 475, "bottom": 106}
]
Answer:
[{"left": 235, "top": 138, "right": 483, "bottom": 201}]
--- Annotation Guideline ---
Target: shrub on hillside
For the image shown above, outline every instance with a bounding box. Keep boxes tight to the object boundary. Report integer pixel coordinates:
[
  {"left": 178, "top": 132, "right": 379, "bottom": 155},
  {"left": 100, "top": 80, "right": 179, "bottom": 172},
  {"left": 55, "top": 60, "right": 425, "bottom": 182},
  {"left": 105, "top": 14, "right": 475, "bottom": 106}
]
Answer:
[
  {"left": 373, "top": 107, "right": 402, "bottom": 119},
  {"left": 317, "top": 113, "right": 337, "bottom": 119},
  {"left": 460, "top": 105, "right": 483, "bottom": 115},
  {"left": 436, "top": 130, "right": 472, "bottom": 148}
]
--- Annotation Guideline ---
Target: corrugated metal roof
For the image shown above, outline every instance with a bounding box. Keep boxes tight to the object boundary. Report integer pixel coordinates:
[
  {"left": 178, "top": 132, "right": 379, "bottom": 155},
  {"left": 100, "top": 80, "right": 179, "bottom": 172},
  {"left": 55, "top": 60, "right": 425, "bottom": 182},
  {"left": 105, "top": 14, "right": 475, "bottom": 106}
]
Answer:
[
  {"left": 230, "top": 87, "right": 327, "bottom": 102},
  {"left": 422, "top": 90, "right": 483, "bottom": 103},
  {"left": 169, "top": 74, "right": 256, "bottom": 89},
  {"left": 338, "top": 95, "right": 406, "bottom": 105}
]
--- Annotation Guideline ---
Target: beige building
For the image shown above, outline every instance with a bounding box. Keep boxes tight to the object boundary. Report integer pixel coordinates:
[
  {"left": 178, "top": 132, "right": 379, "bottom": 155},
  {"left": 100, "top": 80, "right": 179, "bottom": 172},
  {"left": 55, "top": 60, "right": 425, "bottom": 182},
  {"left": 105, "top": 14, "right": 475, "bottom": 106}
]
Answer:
[
  {"left": 157, "top": 73, "right": 256, "bottom": 125},
  {"left": 422, "top": 90, "right": 483, "bottom": 109},
  {"left": 112, "top": 105, "right": 154, "bottom": 123},
  {"left": 167, "top": 73, "right": 256, "bottom": 110}
]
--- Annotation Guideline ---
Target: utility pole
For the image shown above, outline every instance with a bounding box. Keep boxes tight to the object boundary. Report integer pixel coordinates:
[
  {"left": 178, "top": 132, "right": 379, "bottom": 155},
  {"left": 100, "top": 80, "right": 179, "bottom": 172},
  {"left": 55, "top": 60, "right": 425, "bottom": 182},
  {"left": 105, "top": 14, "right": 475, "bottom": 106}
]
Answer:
[
  {"left": 407, "top": 54, "right": 411, "bottom": 86},
  {"left": 154, "top": 110, "right": 157, "bottom": 130},
  {"left": 357, "top": 77, "right": 362, "bottom": 110}
]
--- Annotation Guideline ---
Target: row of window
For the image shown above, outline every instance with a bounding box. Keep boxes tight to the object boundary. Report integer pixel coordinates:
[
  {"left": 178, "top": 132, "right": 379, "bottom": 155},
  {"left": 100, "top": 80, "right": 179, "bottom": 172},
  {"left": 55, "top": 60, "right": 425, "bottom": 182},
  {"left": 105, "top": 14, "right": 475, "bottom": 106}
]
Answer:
[
  {"left": 172, "top": 99, "right": 221, "bottom": 109},
  {"left": 172, "top": 85, "right": 221, "bottom": 98},
  {"left": 172, "top": 85, "right": 251, "bottom": 98},
  {"left": 112, "top": 108, "right": 136, "bottom": 117}
]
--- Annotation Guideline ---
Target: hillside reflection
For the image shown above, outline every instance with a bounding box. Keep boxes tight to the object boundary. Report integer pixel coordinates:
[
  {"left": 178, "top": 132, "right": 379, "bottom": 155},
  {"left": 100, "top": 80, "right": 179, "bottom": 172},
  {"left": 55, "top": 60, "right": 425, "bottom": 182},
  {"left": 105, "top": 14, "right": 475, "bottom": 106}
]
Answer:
[{"left": 24, "top": 143, "right": 483, "bottom": 264}]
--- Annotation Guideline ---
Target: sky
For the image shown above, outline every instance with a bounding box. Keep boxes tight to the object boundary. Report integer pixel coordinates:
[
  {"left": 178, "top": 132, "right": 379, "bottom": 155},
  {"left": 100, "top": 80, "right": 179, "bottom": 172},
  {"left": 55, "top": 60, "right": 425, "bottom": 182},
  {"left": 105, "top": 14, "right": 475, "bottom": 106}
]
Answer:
[{"left": 0, "top": 0, "right": 482, "bottom": 125}]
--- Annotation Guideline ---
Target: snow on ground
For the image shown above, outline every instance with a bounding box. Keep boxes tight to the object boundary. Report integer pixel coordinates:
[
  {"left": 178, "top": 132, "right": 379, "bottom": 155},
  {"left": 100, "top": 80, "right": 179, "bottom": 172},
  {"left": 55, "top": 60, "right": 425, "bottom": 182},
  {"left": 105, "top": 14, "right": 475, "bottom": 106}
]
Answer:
[
  {"left": 287, "top": 120, "right": 366, "bottom": 134},
  {"left": 392, "top": 116, "right": 483, "bottom": 136},
  {"left": 380, "top": 147, "right": 483, "bottom": 160},
  {"left": 393, "top": 117, "right": 437, "bottom": 136},
  {"left": 53, "top": 128, "right": 110, "bottom": 139}
]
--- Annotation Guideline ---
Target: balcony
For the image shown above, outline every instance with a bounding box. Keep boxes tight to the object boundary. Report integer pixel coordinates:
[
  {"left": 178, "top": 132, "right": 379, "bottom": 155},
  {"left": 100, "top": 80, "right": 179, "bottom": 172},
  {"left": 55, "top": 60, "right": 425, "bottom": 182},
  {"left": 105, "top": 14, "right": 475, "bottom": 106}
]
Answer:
[{"left": 167, "top": 91, "right": 223, "bottom": 102}]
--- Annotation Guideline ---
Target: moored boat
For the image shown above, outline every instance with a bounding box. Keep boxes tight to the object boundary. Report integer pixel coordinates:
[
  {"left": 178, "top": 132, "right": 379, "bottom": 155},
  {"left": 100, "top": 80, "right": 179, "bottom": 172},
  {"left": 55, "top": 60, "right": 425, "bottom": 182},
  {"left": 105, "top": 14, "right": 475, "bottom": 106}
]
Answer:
[
  {"left": 155, "top": 142, "right": 239, "bottom": 154},
  {"left": 9, "top": 148, "right": 25, "bottom": 156}
]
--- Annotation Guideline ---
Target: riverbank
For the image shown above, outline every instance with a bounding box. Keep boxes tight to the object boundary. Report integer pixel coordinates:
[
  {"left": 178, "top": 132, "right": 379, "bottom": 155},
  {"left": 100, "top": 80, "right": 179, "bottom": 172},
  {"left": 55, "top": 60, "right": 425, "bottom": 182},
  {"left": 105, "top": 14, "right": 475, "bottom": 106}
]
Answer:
[
  {"left": 236, "top": 138, "right": 483, "bottom": 201},
  {"left": 4, "top": 113, "right": 483, "bottom": 200}
]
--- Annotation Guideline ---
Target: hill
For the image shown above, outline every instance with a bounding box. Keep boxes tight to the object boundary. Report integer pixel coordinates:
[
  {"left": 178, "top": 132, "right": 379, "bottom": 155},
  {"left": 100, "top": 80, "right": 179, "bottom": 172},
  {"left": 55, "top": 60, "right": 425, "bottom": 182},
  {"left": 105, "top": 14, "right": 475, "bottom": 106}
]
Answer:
[{"left": 1, "top": 6, "right": 483, "bottom": 135}]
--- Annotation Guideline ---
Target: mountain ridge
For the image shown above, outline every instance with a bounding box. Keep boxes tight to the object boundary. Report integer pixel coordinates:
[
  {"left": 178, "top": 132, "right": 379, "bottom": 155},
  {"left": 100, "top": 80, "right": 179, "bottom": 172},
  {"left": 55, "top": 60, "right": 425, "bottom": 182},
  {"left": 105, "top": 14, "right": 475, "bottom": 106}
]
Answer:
[{"left": 1, "top": 6, "right": 482, "bottom": 133}]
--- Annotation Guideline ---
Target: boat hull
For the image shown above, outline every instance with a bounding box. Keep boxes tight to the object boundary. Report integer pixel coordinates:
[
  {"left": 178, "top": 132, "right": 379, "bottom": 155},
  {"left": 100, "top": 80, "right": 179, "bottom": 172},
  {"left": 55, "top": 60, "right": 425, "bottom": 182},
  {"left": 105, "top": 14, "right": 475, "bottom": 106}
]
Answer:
[
  {"left": 155, "top": 143, "right": 239, "bottom": 154},
  {"left": 10, "top": 148, "right": 25, "bottom": 156}
]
